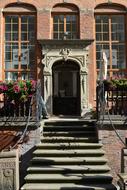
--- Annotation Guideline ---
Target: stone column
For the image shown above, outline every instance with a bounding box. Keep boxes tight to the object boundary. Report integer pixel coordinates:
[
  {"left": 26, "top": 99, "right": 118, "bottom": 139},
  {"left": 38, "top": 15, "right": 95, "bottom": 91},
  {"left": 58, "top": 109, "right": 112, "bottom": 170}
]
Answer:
[
  {"left": 80, "top": 71, "right": 88, "bottom": 116},
  {"left": 43, "top": 72, "right": 52, "bottom": 115}
]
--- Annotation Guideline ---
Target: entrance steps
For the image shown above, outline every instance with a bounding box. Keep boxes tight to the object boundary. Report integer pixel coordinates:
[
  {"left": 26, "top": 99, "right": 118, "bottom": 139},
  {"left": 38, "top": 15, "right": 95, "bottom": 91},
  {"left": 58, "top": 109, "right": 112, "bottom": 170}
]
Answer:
[{"left": 21, "top": 119, "right": 116, "bottom": 190}]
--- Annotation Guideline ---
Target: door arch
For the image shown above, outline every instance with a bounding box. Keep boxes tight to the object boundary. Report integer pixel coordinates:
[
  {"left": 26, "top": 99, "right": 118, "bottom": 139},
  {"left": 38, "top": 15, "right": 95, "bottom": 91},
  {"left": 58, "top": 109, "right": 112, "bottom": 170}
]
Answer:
[{"left": 52, "top": 60, "right": 80, "bottom": 115}]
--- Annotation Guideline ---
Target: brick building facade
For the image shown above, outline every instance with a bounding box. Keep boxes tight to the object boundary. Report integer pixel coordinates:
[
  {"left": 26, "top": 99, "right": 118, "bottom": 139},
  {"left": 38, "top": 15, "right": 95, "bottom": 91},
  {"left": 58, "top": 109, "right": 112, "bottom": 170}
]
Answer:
[
  {"left": 0, "top": 0, "right": 127, "bottom": 186},
  {"left": 0, "top": 0, "right": 127, "bottom": 116}
]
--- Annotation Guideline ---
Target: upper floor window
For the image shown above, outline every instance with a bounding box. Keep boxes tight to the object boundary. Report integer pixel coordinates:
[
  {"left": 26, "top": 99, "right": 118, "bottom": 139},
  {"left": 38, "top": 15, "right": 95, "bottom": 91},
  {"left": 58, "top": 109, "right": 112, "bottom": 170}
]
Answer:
[
  {"left": 3, "top": 4, "right": 37, "bottom": 81},
  {"left": 52, "top": 4, "right": 79, "bottom": 39},
  {"left": 95, "top": 4, "right": 127, "bottom": 78}
]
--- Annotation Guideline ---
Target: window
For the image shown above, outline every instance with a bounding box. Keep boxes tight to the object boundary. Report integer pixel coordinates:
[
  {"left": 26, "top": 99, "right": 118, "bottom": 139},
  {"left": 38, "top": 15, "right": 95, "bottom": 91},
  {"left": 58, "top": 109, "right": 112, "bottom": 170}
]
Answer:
[
  {"left": 4, "top": 14, "right": 36, "bottom": 80},
  {"left": 52, "top": 4, "right": 79, "bottom": 39},
  {"left": 95, "top": 14, "right": 127, "bottom": 78},
  {"left": 53, "top": 14, "right": 78, "bottom": 39}
]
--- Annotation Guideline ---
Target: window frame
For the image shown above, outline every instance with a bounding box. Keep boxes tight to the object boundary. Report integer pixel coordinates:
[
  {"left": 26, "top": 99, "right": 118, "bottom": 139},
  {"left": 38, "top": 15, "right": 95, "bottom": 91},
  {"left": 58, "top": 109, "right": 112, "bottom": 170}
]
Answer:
[
  {"left": 3, "top": 12, "right": 37, "bottom": 81},
  {"left": 51, "top": 12, "right": 79, "bottom": 39},
  {"left": 95, "top": 12, "right": 127, "bottom": 78}
]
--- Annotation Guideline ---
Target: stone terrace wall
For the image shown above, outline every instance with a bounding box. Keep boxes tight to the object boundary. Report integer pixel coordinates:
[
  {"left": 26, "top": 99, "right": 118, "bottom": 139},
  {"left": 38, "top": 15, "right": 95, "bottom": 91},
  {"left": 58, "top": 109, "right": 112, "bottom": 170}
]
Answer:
[{"left": 0, "top": 123, "right": 41, "bottom": 188}]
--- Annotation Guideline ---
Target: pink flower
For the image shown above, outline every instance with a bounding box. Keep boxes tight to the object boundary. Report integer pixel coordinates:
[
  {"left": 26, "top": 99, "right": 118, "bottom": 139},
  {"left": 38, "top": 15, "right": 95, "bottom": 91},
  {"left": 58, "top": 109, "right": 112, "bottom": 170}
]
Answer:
[
  {"left": 0, "top": 84, "right": 8, "bottom": 92},
  {"left": 28, "top": 94, "right": 32, "bottom": 97},
  {"left": 24, "top": 86, "right": 27, "bottom": 91},
  {"left": 31, "top": 80, "right": 36, "bottom": 89},
  {"left": 13, "top": 85, "right": 20, "bottom": 93}
]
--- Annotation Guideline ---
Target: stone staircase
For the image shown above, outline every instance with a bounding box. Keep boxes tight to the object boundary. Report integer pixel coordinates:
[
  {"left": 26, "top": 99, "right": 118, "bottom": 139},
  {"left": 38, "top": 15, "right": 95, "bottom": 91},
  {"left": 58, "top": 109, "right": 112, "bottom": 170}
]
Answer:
[{"left": 21, "top": 119, "right": 116, "bottom": 190}]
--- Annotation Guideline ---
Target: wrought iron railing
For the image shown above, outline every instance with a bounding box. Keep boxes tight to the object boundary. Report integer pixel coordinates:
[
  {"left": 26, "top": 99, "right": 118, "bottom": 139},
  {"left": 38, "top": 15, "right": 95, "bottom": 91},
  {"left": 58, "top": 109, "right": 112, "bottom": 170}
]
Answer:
[
  {"left": 96, "top": 82, "right": 127, "bottom": 120},
  {"left": 0, "top": 81, "right": 42, "bottom": 124}
]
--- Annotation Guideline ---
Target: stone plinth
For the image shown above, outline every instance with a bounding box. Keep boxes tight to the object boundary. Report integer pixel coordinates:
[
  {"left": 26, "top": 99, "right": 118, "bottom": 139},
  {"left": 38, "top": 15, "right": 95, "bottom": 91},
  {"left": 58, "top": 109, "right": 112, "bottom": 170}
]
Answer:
[{"left": 0, "top": 149, "right": 19, "bottom": 190}]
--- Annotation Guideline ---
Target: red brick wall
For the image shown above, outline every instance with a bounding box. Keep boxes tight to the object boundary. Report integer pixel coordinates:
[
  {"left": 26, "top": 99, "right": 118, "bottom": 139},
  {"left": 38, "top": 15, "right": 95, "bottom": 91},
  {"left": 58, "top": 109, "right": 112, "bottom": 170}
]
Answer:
[{"left": 98, "top": 126, "right": 127, "bottom": 184}]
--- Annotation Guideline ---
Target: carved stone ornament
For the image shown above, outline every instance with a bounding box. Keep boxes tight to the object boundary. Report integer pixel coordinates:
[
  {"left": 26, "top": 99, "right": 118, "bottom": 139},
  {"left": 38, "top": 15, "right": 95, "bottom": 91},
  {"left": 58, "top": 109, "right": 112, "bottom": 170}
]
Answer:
[
  {"left": 0, "top": 150, "right": 19, "bottom": 190},
  {"left": 59, "top": 48, "right": 71, "bottom": 61},
  {"left": 3, "top": 169, "right": 13, "bottom": 177},
  {"left": 3, "top": 169, "right": 13, "bottom": 190},
  {"left": 41, "top": 46, "right": 49, "bottom": 66}
]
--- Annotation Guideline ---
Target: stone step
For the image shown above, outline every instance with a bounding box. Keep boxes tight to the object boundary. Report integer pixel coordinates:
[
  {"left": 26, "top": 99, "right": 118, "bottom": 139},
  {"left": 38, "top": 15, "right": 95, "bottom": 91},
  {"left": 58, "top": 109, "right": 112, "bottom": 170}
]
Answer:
[
  {"left": 31, "top": 156, "right": 108, "bottom": 165},
  {"left": 41, "top": 136, "right": 98, "bottom": 143},
  {"left": 100, "top": 115, "right": 126, "bottom": 121},
  {"left": 21, "top": 120, "right": 116, "bottom": 190},
  {"left": 43, "top": 125, "right": 96, "bottom": 132},
  {"left": 24, "top": 173, "right": 113, "bottom": 183},
  {"left": 27, "top": 165, "right": 110, "bottom": 174},
  {"left": 44, "top": 120, "right": 95, "bottom": 126},
  {"left": 36, "top": 142, "right": 103, "bottom": 149},
  {"left": 21, "top": 183, "right": 116, "bottom": 190},
  {"left": 43, "top": 131, "right": 96, "bottom": 137},
  {"left": 33, "top": 149, "right": 105, "bottom": 157}
]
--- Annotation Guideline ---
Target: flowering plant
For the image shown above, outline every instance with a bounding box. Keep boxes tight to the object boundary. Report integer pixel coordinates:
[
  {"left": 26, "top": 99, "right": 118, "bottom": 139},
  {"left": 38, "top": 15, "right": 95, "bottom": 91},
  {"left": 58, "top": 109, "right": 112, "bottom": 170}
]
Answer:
[
  {"left": 0, "top": 80, "right": 37, "bottom": 101},
  {"left": 103, "top": 78, "right": 127, "bottom": 90}
]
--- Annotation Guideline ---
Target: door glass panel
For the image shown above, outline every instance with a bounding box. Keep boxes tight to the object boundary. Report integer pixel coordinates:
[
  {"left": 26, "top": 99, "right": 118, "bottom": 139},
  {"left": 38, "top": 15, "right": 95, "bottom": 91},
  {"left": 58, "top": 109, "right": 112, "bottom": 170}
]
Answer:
[{"left": 59, "top": 71, "right": 73, "bottom": 97}]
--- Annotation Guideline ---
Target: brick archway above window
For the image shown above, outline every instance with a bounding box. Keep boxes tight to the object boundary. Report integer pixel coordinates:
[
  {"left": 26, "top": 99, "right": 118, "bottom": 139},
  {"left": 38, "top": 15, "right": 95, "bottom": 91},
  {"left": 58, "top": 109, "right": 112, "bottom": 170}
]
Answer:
[
  {"left": 52, "top": 3, "right": 79, "bottom": 13},
  {"left": 3, "top": 3, "right": 36, "bottom": 13},
  {"left": 95, "top": 3, "right": 126, "bottom": 13},
  {"left": 52, "top": 3, "right": 79, "bottom": 40}
]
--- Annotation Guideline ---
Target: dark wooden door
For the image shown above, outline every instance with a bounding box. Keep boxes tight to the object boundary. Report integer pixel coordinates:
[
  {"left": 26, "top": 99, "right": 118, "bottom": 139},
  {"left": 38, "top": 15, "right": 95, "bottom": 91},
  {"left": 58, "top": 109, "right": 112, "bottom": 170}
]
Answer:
[{"left": 52, "top": 61, "right": 80, "bottom": 115}]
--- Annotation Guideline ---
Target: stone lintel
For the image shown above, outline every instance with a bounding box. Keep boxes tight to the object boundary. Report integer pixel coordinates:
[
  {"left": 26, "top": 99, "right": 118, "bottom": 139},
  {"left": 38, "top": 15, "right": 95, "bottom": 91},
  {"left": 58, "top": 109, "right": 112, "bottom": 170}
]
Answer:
[{"left": 38, "top": 39, "right": 94, "bottom": 47}]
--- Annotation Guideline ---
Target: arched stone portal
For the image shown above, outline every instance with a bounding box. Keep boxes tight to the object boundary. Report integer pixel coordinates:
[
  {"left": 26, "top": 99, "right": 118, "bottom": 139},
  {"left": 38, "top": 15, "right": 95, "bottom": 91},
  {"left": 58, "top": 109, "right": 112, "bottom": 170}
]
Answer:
[
  {"left": 39, "top": 39, "right": 93, "bottom": 116},
  {"left": 52, "top": 60, "right": 80, "bottom": 115}
]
